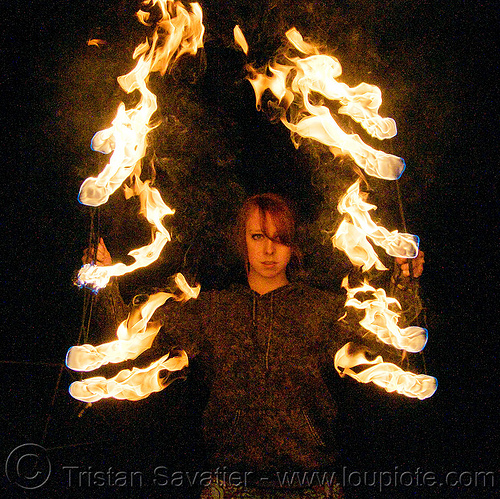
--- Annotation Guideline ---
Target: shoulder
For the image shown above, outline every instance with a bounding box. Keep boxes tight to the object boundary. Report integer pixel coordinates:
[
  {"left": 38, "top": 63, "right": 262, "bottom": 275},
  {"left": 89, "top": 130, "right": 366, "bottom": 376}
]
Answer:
[
  {"left": 188, "top": 285, "right": 251, "bottom": 310},
  {"left": 207, "top": 284, "right": 251, "bottom": 299},
  {"left": 291, "top": 282, "right": 345, "bottom": 308}
]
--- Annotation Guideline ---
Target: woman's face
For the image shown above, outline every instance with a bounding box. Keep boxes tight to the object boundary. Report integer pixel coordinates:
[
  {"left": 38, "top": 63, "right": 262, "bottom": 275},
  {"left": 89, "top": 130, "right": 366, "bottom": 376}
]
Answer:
[{"left": 245, "top": 207, "right": 292, "bottom": 286}]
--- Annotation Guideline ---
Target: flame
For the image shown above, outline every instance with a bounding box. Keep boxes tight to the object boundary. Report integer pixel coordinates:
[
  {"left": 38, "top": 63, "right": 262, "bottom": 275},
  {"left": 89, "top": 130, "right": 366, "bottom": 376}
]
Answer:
[
  {"left": 77, "top": 0, "right": 204, "bottom": 291},
  {"left": 76, "top": 164, "right": 176, "bottom": 291},
  {"left": 87, "top": 39, "right": 107, "bottom": 47},
  {"left": 68, "top": 273, "right": 199, "bottom": 371},
  {"left": 233, "top": 25, "right": 248, "bottom": 55},
  {"left": 243, "top": 26, "right": 436, "bottom": 399},
  {"left": 67, "top": 273, "right": 199, "bottom": 401},
  {"left": 333, "top": 220, "right": 388, "bottom": 272},
  {"left": 67, "top": 292, "right": 170, "bottom": 372},
  {"left": 69, "top": 350, "right": 189, "bottom": 402},
  {"left": 332, "top": 180, "right": 419, "bottom": 272},
  {"left": 342, "top": 277, "right": 428, "bottom": 353},
  {"left": 246, "top": 27, "right": 405, "bottom": 180},
  {"left": 334, "top": 343, "right": 437, "bottom": 400},
  {"left": 73, "top": 11, "right": 437, "bottom": 404}
]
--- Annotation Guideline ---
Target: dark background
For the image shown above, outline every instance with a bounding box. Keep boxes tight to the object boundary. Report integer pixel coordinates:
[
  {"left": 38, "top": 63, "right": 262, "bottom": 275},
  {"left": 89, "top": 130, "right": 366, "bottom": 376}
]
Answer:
[{"left": 2, "top": 0, "right": 498, "bottom": 497}]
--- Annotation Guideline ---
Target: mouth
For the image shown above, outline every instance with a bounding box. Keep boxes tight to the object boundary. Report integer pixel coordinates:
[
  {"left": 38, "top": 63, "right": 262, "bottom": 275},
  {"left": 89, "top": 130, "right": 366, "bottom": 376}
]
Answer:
[{"left": 261, "top": 261, "right": 277, "bottom": 266}]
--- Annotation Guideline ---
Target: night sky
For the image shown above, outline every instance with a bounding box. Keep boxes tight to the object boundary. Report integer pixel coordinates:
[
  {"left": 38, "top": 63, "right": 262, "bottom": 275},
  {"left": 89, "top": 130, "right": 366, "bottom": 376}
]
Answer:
[{"left": 2, "top": 1, "right": 498, "bottom": 498}]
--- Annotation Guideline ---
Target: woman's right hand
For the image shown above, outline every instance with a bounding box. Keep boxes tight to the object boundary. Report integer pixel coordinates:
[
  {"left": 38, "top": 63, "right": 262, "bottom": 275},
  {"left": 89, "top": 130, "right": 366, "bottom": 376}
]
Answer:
[{"left": 82, "top": 237, "right": 112, "bottom": 266}]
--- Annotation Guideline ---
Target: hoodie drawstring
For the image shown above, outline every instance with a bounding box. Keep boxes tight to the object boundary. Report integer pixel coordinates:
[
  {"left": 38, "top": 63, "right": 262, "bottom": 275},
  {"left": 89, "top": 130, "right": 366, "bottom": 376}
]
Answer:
[
  {"left": 252, "top": 292, "right": 257, "bottom": 328},
  {"left": 265, "top": 293, "right": 274, "bottom": 370}
]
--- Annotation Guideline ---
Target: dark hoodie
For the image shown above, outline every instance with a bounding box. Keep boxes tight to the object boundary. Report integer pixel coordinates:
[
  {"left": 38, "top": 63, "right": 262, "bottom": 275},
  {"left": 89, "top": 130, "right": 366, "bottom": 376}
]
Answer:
[
  {"left": 92, "top": 277, "right": 419, "bottom": 478},
  {"left": 151, "top": 282, "right": 348, "bottom": 475}
]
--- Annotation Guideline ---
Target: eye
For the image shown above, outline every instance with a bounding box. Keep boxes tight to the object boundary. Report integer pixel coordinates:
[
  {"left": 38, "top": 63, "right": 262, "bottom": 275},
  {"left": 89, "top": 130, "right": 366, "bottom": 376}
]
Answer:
[{"left": 251, "top": 233, "right": 264, "bottom": 241}]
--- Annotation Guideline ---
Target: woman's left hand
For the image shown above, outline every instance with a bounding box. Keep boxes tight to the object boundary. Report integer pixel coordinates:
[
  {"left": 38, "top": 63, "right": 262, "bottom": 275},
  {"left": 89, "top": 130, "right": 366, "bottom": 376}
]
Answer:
[
  {"left": 395, "top": 250, "right": 424, "bottom": 278},
  {"left": 82, "top": 237, "right": 112, "bottom": 266}
]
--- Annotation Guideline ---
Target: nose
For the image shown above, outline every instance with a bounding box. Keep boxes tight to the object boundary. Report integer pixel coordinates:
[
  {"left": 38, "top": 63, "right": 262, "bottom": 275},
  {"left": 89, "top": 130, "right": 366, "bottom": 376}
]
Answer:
[{"left": 264, "top": 238, "right": 275, "bottom": 254}]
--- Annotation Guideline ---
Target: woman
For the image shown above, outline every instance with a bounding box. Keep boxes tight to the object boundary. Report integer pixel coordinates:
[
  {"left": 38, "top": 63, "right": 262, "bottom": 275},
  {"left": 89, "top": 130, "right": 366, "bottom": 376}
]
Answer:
[{"left": 85, "top": 193, "right": 423, "bottom": 498}]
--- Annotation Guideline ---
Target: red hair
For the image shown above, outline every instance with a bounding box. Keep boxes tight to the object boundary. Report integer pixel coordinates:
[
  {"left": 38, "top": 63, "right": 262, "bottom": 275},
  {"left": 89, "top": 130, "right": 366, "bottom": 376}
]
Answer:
[{"left": 235, "top": 193, "right": 302, "bottom": 268}]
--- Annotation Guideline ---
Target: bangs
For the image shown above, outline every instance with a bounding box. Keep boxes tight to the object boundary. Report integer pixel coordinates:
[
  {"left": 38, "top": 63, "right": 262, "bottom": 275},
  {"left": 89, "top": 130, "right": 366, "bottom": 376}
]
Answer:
[
  {"left": 235, "top": 192, "right": 299, "bottom": 261},
  {"left": 257, "top": 206, "right": 294, "bottom": 246}
]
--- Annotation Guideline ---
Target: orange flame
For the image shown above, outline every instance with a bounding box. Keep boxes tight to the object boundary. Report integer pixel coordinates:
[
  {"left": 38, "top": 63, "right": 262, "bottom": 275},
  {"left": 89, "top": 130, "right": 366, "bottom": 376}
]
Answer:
[
  {"left": 67, "top": 273, "right": 199, "bottom": 371},
  {"left": 342, "top": 277, "right": 428, "bottom": 353},
  {"left": 67, "top": 273, "right": 199, "bottom": 401},
  {"left": 77, "top": 0, "right": 204, "bottom": 291},
  {"left": 246, "top": 27, "right": 405, "bottom": 180},
  {"left": 67, "top": 292, "right": 169, "bottom": 371},
  {"left": 233, "top": 25, "right": 248, "bottom": 55},
  {"left": 76, "top": 163, "right": 176, "bottom": 291},
  {"left": 243, "top": 26, "right": 436, "bottom": 399},
  {"left": 87, "top": 39, "right": 107, "bottom": 47},
  {"left": 332, "top": 180, "right": 419, "bottom": 272},
  {"left": 334, "top": 343, "right": 437, "bottom": 400},
  {"left": 69, "top": 350, "right": 189, "bottom": 402},
  {"left": 333, "top": 220, "right": 388, "bottom": 272}
]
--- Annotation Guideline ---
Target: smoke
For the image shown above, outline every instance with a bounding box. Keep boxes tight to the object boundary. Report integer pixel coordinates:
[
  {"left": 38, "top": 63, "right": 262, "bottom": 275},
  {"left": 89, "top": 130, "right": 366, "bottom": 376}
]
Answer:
[{"left": 58, "top": 0, "right": 438, "bottom": 293}]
